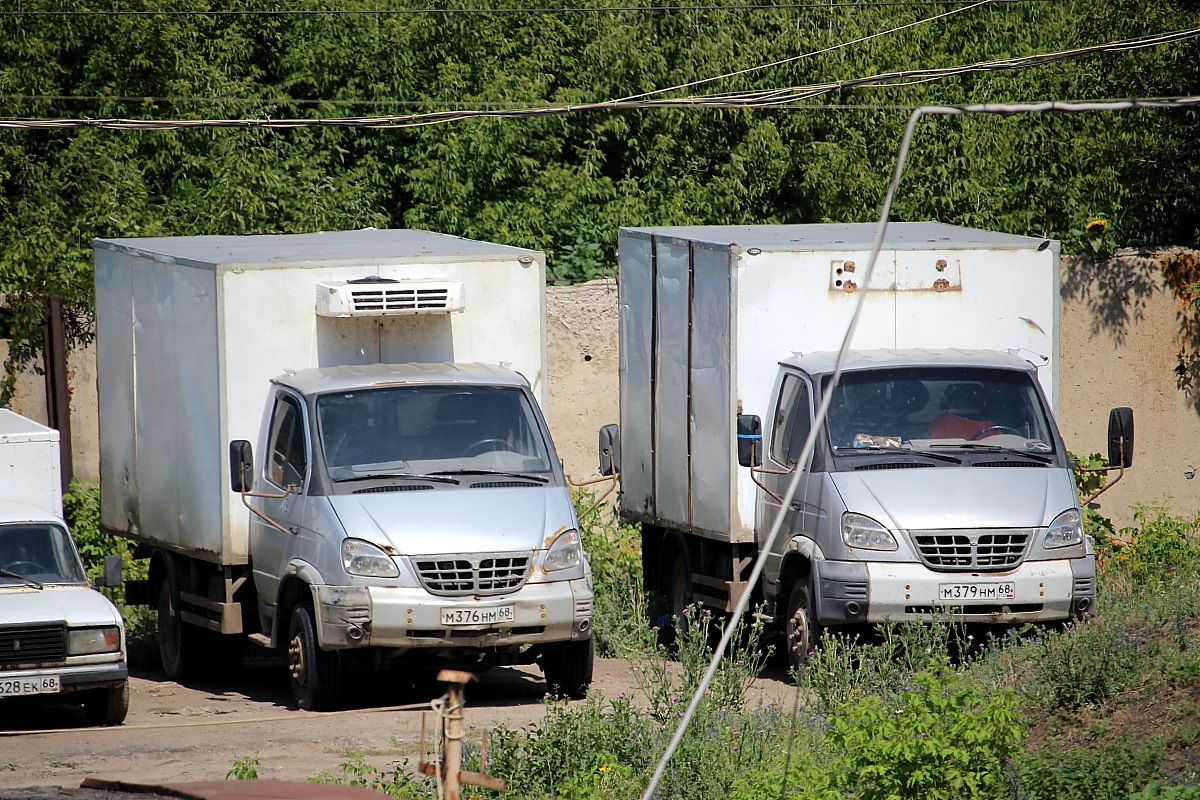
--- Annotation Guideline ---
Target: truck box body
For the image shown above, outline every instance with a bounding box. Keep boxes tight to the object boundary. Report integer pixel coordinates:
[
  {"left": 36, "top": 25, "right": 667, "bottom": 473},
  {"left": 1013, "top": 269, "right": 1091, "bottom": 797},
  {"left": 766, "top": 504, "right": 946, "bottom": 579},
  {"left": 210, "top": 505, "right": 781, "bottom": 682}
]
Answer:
[
  {"left": 617, "top": 222, "right": 1060, "bottom": 545},
  {"left": 0, "top": 410, "right": 63, "bottom": 515},
  {"left": 95, "top": 229, "right": 548, "bottom": 565}
]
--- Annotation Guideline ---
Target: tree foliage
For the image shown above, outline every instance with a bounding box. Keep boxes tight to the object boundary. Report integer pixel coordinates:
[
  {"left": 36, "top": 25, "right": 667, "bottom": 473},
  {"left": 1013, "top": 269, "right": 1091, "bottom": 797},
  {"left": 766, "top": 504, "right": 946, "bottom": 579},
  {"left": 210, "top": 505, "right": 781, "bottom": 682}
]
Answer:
[{"left": 1, "top": 0, "right": 1198, "bottom": 389}]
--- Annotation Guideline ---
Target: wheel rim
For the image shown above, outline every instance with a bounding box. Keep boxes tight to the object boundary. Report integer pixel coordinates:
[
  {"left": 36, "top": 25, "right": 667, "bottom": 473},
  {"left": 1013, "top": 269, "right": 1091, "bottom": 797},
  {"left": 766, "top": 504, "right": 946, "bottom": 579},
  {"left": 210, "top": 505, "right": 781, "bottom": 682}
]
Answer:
[
  {"left": 289, "top": 629, "right": 309, "bottom": 698},
  {"left": 787, "top": 594, "right": 811, "bottom": 666}
]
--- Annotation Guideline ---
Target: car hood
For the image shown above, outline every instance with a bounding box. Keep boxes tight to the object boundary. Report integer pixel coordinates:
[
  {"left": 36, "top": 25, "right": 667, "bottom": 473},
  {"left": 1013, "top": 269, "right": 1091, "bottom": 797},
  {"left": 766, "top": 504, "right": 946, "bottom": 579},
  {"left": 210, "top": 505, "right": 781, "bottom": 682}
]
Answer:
[
  {"left": 830, "top": 466, "right": 1077, "bottom": 530},
  {"left": 328, "top": 485, "right": 575, "bottom": 555},
  {"left": 0, "top": 584, "right": 123, "bottom": 627}
]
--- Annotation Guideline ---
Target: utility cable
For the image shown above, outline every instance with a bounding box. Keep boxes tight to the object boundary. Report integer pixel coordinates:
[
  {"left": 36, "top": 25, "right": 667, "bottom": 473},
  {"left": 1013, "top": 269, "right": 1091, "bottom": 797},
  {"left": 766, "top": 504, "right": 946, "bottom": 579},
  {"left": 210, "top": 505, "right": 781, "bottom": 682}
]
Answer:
[
  {"left": 0, "top": 27, "right": 1193, "bottom": 129},
  {"left": 637, "top": 91, "right": 1200, "bottom": 800}
]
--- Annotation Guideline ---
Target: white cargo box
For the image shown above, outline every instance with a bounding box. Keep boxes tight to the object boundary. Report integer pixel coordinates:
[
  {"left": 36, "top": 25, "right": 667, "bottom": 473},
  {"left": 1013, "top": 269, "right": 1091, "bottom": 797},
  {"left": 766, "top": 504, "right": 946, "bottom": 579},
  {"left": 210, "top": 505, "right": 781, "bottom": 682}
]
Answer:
[
  {"left": 617, "top": 222, "right": 1060, "bottom": 544},
  {"left": 0, "top": 409, "right": 63, "bottom": 518},
  {"left": 95, "top": 229, "right": 548, "bottom": 564}
]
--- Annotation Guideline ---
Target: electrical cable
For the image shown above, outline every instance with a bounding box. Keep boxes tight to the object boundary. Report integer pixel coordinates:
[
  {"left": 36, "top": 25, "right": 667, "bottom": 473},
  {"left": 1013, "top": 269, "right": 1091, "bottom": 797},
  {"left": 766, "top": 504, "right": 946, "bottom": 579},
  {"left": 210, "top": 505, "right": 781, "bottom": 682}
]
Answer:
[
  {"left": 636, "top": 91, "right": 1200, "bottom": 800},
  {"left": 1, "top": 26, "right": 1195, "bottom": 129}
]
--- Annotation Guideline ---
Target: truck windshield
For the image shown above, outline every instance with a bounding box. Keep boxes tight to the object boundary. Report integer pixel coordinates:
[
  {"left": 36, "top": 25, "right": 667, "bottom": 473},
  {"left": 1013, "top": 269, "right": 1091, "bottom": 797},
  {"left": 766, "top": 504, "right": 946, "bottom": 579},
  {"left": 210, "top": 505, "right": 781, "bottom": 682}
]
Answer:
[
  {"left": 318, "top": 385, "right": 554, "bottom": 481},
  {"left": 824, "top": 366, "right": 1056, "bottom": 456},
  {"left": 0, "top": 523, "right": 88, "bottom": 586}
]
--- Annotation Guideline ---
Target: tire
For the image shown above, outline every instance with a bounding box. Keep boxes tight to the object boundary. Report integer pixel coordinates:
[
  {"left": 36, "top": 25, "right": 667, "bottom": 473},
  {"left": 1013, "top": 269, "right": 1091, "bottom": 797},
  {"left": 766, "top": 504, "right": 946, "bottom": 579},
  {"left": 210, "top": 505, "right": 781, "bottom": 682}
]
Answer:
[
  {"left": 541, "top": 638, "right": 594, "bottom": 700},
  {"left": 82, "top": 682, "right": 129, "bottom": 727},
  {"left": 157, "top": 578, "right": 189, "bottom": 681},
  {"left": 666, "top": 551, "right": 692, "bottom": 618},
  {"left": 288, "top": 602, "right": 343, "bottom": 711},
  {"left": 785, "top": 579, "right": 823, "bottom": 675}
]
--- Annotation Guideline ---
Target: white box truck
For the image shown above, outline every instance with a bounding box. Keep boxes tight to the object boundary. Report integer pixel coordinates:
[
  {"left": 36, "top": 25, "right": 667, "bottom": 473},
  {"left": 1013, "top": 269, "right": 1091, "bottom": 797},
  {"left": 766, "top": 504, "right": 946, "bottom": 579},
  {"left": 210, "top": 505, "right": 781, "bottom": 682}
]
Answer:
[
  {"left": 95, "top": 229, "right": 593, "bottom": 710},
  {"left": 599, "top": 222, "right": 1132, "bottom": 669},
  {"left": 0, "top": 409, "right": 129, "bottom": 725}
]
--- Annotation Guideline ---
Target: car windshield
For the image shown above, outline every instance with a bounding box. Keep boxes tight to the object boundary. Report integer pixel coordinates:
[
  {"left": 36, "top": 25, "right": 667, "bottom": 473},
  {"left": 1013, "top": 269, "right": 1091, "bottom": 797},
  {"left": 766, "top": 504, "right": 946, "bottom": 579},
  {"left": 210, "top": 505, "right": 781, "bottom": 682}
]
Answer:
[
  {"left": 0, "top": 523, "right": 88, "bottom": 586},
  {"left": 318, "top": 384, "right": 554, "bottom": 481},
  {"left": 823, "top": 366, "right": 1056, "bottom": 455}
]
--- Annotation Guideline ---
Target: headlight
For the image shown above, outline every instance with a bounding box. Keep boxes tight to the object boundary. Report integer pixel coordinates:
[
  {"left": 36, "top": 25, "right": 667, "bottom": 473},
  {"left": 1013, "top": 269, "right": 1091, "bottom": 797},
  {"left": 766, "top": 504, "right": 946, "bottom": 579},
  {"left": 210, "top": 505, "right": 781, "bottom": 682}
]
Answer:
[
  {"left": 342, "top": 539, "right": 400, "bottom": 578},
  {"left": 544, "top": 529, "right": 583, "bottom": 572},
  {"left": 841, "top": 513, "right": 898, "bottom": 551},
  {"left": 67, "top": 626, "right": 121, "bottom": 656},
  {"left": 1044, "top": 509, "right": 1084, "bottom": 549}
]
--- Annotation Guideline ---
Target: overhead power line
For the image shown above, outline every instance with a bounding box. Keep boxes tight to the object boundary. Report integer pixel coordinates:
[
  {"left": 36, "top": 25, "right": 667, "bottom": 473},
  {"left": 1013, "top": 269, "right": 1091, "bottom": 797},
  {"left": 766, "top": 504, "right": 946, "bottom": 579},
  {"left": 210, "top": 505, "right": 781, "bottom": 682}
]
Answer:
[
  {"left": 0, "top": 0, "right": 1039, "bottom": 16},
  {"left": 0, "top": 27, "right": 1194, "bottom": 130}
]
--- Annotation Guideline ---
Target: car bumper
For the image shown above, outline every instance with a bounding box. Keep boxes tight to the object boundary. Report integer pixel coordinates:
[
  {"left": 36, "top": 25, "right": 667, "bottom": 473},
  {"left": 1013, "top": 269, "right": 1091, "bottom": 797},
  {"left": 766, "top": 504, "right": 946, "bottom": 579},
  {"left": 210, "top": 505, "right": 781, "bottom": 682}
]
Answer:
[
  {"left": 1, "top": 661, "right": 128, "bottom": 697},
  {"left": 816, "top": 558, "right": 1091, "bottom": 624},
  {"left": 313, "top": 578, "right": 593, "bottom": 650}
]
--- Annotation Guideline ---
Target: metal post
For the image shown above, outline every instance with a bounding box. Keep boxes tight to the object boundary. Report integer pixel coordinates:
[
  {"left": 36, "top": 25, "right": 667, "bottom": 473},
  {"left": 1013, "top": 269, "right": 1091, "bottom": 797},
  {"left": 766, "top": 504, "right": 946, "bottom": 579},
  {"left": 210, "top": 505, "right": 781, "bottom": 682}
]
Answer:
[
  {"left": 42, "top": 294, "right": 72, "bottom": 492},
  {"left": 438, "top": 670, "right": 474, "bottom": 800}
]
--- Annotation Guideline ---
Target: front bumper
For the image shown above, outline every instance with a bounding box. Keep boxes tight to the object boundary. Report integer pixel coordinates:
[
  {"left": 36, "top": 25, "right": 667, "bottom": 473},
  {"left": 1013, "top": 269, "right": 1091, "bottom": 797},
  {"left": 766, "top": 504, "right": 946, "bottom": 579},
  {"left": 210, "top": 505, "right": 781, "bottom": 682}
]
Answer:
[
  {"left": 1, "top": 661, "right": 128, "bottom": 697},
  {"left": 816, "top": 557, "right": 1093, "bottom": 624},
  {"left": 313, "top": 578, "right": 593, "bottom": 650}
]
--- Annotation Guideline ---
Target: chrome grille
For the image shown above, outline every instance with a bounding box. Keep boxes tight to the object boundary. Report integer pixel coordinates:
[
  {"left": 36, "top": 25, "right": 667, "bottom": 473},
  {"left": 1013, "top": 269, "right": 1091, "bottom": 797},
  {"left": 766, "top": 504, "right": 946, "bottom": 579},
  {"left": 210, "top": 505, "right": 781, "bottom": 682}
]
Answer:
[
  {"left": 910, "top": 529, "right": 1032, "bottom": 571},
  {"left": 413, "top": 552, "right": 532, "bottom": 597},
  {"left": 0, "top": 623, "right": 66, "bottom": 667}
]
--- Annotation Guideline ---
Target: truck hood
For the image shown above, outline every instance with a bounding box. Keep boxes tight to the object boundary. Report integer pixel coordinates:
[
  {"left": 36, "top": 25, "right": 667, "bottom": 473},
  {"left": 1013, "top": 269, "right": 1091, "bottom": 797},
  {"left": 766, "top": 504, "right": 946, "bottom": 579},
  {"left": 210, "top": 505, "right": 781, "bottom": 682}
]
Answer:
[
  {"left": 830, "top": 466, "right": 1077, "bottom": 530},
  {"left": 328, "top": 486, "right": 574, "bottom": 555},
  {"left": 0, "top": 585, "right": 123, "bottom": 627}
]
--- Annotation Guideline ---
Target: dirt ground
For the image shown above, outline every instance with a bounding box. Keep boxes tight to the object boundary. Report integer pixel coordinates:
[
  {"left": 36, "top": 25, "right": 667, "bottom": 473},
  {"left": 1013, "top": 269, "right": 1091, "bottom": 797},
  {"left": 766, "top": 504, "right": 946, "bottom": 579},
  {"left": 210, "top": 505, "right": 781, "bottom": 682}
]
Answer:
[{"left": 0, "top": 655, "right": 799, "bottom": 793}]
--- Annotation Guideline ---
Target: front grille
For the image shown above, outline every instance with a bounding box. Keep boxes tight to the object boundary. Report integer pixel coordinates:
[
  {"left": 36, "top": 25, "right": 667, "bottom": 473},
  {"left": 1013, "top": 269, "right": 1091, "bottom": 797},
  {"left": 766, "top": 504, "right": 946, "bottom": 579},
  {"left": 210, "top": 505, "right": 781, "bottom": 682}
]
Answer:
[
  {"left": 0, "top": 624, "right": 66, "bottom": 667},
  {"left": 910, "top": 529, "right": 1032, "bottom": 571},
  {"left": 413, "top": 552, "right": 533, "bottom": 597}
]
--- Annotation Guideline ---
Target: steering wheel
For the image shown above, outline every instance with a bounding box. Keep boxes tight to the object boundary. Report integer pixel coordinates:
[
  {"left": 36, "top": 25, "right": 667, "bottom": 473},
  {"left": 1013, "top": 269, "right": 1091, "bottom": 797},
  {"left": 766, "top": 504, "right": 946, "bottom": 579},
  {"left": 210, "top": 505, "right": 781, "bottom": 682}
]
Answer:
[
  {"left": 465, "top": 438, "right": 509, "bottom": 456},
  {"left": 2, "top": 560, "right": 46, "bottom": 575},
  {"left": 970, "top": 425, "right": 1022, "bottom": 440}
]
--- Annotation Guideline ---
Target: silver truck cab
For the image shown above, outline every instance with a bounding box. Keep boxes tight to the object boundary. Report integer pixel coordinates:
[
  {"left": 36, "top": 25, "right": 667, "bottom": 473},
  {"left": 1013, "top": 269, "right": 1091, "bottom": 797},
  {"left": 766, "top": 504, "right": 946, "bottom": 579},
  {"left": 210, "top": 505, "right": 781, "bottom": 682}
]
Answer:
[{"left": 231, "top": 362, "right": 594, "bottom": 709}]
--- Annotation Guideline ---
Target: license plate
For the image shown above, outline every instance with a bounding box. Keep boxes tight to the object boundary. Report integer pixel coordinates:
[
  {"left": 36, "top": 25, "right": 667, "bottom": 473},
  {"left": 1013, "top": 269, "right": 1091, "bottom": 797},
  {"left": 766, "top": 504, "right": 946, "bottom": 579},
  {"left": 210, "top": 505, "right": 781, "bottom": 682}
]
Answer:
[
  {"left": 937, "top": 583, "right": 1016, "bottom": 602},
  {"left": 0, "top": 675, "right": 61, "bottom": 697},
  {"left": 440, "top": 604, "right": 515, "bottom": 627}
]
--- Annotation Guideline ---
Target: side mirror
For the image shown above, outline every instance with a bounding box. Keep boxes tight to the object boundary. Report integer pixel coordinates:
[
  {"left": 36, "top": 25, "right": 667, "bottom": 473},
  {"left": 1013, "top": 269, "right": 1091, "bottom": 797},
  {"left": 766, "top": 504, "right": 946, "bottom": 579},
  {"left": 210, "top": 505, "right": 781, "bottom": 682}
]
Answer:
[
  {"left": 1107, "top": 407, "right": 1134, "bottom": 469},
  {"left": 737, "top": 414, "right": 762, "bottom": 467},
  {"left": 98, "top": 554, "right": 123, "bottom": 588},
  {"left": 229, "top": 440, "right": 254, "bottom": 493},
  {"left": 598, "top": 424, "right": 621, "bottom": 476}
]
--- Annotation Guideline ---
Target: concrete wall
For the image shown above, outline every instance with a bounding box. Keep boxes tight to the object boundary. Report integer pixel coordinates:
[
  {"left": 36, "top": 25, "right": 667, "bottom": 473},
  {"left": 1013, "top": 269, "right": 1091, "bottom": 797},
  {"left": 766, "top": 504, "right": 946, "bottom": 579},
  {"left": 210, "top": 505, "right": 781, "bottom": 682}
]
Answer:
[{"left": 6, "top": 249, "right": 1197, "bottom": 527}]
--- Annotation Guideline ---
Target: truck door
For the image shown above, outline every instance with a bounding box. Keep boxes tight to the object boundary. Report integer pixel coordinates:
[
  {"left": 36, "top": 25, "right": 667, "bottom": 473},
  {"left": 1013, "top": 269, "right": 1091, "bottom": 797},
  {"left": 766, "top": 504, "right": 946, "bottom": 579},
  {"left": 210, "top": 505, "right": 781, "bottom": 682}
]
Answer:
[
  {"left": 249, "top": 391, "right": 310, "bottom": 606},
  {"left": 758, "top": 373, "right": 819, "bottom": 575}
]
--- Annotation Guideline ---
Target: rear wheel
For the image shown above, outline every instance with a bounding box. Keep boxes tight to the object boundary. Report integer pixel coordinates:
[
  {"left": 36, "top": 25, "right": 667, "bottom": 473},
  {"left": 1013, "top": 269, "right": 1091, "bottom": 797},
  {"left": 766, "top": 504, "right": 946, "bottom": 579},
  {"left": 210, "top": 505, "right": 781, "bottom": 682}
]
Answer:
[
  {"left": 666, "top": 552, "right": 692, "bottom": 618},
  {"left": 157, "top": 579, "right": 189, "bottom": 680},
  {"left": 785, "top": 580, "right": 822, "bottom": 674},
  {"left": 288, "top": 601, "right": 343, "bottom": 711},
  {"left": 82, "top": 682, "right": 129, "bottom": 727},
  {"left": 541, "top": 638, "right": 594, "bottom": 700}
]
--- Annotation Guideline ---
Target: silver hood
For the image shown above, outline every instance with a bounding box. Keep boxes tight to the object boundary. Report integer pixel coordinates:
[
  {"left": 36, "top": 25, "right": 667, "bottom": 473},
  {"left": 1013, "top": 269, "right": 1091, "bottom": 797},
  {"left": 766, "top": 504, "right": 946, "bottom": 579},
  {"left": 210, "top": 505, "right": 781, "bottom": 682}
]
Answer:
[
  {"left": 830, "top": 467, "right": 1077, "bottom": 530},
  {"left": 328, "top": 486, "right": 574, "bottom": 555},
  {"left": 0, "top": 585, "right": 124, "bottom": 627}
]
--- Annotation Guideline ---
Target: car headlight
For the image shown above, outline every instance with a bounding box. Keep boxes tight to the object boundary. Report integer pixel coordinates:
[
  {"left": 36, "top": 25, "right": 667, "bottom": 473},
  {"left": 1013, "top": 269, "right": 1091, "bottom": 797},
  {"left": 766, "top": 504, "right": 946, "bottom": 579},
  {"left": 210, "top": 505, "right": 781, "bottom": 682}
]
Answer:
[
  {"left": 544, "top": 529, "right": 583, "bottom": 572},
  {"left": 1044, "top": 509, "right": 1084, "bottom": 549},
  {"left": 342, "top": 539, "right": 400, "bottom": 578},
  {"left": 841, "top": 513, "right": 898, "bottom": 551},
  {"left": 67, "top": 626, "right": 122, "bottom": 656}
]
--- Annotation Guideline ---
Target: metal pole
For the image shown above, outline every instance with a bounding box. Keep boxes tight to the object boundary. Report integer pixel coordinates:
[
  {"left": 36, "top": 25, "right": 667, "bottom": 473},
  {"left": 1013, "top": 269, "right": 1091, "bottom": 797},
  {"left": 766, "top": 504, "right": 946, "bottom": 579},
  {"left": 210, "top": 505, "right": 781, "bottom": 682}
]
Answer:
[{"left": 42, "top": 294, "right": 73, "bottom": 492}]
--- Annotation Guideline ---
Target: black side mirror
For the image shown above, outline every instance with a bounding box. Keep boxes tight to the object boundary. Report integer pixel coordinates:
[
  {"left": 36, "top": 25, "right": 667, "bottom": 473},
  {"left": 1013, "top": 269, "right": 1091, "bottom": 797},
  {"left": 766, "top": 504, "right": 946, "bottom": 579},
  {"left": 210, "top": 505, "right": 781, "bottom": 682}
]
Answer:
[
  {"left": 98, "top": 553, "right": 123, "bottom": 588},
  {"left": 598, "top": 424, "right": 621, "bottom": 476},
  {"left": 737, "top": 414, "right": 762, "bottom": 467},
  {"left": 230, "top": 440, "right": 254, "bottom": 492},
  {"left": 1107, "top": 407, "right": 1134, "bottom": 469}
]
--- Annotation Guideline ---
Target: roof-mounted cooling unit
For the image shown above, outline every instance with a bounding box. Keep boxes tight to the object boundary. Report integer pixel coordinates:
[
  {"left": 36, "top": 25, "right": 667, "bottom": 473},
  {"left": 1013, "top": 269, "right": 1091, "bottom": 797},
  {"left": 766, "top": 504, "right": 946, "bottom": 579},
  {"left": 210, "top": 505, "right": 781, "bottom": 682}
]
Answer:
[{"left": 316, "top": 279, "right": 466, "bottom": 317}]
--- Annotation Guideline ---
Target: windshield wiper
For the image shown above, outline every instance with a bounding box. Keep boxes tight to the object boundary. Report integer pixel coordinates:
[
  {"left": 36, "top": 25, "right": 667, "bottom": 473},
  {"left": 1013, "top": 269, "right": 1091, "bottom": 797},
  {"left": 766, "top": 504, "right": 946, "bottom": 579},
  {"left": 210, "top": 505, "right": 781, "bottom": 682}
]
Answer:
[
  {"left": 435, "top": 469, "right": 550, "bottom": 484},
  {"left": 928, "top": 442, "right": 1055, "bottom": 464},
  {"left": 0, "top": 567, "right": 43, "bottom": 590},
  {"left": 334, "top": 472, "right": 461, "bottom": 485},
  {"left": 833, "top": 445, "right": 962, "bottom": 464}
]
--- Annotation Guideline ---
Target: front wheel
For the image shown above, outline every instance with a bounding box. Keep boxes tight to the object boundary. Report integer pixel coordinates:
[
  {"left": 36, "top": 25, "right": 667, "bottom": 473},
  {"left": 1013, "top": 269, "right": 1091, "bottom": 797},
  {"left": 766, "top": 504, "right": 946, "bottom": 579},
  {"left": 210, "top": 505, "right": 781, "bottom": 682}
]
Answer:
[
  {"left": 785, "top": 580, "right": 823, "bottom": 675},
  {"left": 82, "top": 682, "right": 129, "bottom": 726},
  {"left": 288, "top": 602, "right": 343, "bottom": 711},
  {"left": 541, "top": 638, "right": 594, "bottom": 700}
]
